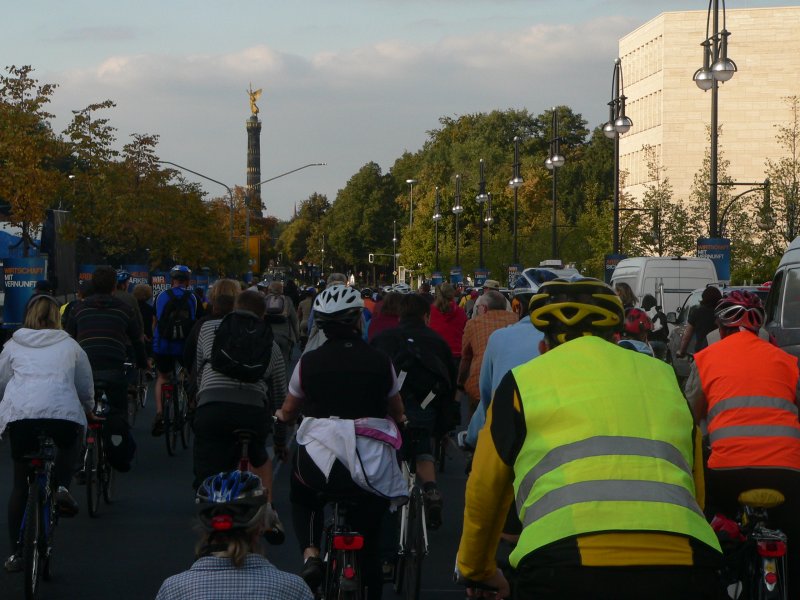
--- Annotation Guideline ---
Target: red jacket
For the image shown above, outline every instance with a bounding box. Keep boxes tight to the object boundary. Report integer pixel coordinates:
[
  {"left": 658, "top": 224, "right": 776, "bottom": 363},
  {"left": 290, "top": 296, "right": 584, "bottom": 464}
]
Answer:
[
  {"left": 429, "top": 301, "right": 468, "bottom": 358},
  {"left": 696, "top": 331, "right": 800, "bottom": 470}
]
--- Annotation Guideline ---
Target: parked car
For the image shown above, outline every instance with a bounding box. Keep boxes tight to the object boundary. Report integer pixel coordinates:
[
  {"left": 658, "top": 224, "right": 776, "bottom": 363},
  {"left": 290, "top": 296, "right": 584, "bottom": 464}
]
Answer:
[
  {"left": 666, "top": 283, "right": 770, "bottom": 385},
  {"left": 765, "top": 236, "right": 800, "bottom": 361}
]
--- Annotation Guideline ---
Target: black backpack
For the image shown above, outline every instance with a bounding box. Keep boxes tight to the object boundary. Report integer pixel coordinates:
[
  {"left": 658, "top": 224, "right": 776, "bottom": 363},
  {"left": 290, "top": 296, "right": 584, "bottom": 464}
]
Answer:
[
  {"left": 210, "top": 311, "right": 274, "bottom": 382},
  {"left": 157, "top": 289, "right": 194, "bottom": 341},
  {"left": 392, "top": 336, "right": 452, "bottom": 409}
]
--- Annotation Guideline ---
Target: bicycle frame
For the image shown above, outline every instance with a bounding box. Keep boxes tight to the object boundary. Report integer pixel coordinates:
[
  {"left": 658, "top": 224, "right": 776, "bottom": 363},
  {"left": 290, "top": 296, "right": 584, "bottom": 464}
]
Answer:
[
  {"left": 322, "top": 502, "right": 366, "bottom": 599},
  {"left": 397, "top": 461, "right": 429, "bottom": 559}
]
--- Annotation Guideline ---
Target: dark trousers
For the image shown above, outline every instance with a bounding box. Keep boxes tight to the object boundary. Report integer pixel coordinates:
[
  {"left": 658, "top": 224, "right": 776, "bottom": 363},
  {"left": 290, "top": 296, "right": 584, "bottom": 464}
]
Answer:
[
  {"left": 290, "top": 446, "right": 389, "bottom": 600},
  {"left": 7, "top": 419, "right": 82, "bottom": 553},
  {"left": 514, "top": 562, "right": 720, "bottom": 600}
]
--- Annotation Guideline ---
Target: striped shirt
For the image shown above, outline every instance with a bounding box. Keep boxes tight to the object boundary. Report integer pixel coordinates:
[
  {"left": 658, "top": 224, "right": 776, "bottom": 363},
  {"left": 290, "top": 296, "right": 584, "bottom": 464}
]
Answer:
[{"left": 195, "top": 317, "right": 287, "bottom": 412}]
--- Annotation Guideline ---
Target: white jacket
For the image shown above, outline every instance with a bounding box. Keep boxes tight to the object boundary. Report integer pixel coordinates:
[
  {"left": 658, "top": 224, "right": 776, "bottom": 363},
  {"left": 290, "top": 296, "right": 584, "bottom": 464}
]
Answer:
[
  {"left": 0, "top": 328, "right": 95, "bottom": 436},
  {"left": 296, "top": 417, "right": 408, "bottom": 503}
]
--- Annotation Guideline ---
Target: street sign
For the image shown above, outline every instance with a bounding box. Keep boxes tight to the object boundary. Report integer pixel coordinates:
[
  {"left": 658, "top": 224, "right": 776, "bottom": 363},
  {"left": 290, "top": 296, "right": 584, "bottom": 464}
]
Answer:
[{"left": 368, "top": 253, "right": 374, "bottom": 263}]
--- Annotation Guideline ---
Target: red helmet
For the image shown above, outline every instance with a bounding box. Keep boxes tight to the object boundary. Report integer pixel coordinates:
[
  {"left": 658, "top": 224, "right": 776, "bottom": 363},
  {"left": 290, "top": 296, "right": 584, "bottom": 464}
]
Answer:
[
  {"left": 624, "top": 308, "right": 653, "bottom": 334},
  {"left": 715, "top": 290, "right": 764, "bottom": 332}
]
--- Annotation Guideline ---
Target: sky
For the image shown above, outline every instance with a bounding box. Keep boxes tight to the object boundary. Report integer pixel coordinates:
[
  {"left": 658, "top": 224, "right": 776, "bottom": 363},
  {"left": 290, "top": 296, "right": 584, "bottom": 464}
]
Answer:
[{"left": 3, "top": 0, "right": 796, "bottom": 221}]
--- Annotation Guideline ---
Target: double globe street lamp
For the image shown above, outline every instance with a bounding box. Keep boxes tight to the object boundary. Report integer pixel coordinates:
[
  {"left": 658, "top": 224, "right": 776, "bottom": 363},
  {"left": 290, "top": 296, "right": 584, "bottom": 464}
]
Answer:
[
  {"left": 604, "top": 58, "right": 633, "bottom": 255},
  {"left": 433, "top": 187, "right": 443, "bottom": 273},
  {"left": 476, "top": 159, "right": 489, "bottom": 270},
  {"left": 693, "top": 0, "right": 737, "bottom": 238},
  {"left": 545, "top": 108, "right": 566, "bottom": 259},
  {"left": 452, "top": 175, "right": 464, "bottom": 271},
  {"left": 508, "top": 137, "right": 524, "bottom": 266}
]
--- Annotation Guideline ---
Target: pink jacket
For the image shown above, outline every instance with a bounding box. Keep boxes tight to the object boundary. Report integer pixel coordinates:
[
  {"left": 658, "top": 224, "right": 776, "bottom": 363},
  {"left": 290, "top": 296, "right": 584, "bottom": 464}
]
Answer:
[{"left": 429, "top": 301, "right": 468, "bottom": 357}]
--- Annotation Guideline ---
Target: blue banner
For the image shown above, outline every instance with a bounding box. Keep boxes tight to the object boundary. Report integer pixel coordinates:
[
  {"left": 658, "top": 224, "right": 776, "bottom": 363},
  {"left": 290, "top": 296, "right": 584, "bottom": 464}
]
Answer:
[
  {"left": 697, "top": 237, "right": 730, "bottom": 281},
  {"left": 151, "top": 271, "right": 170, "bottom": 301},
  {"left": 507, "top": 263, "right": 523, "bottom": 288},
  {"left": 79, "top": 264, "right": 102, "bottom": 285},
  {"left": 449, "top": 266, "right": 463, "bottom": 285},
  {"left": 123, "top": 264, "right": 149, "bottom": 292},
  {"left": 3, "top": 257, "right": 48, "bottom": 329},
  {"left": 604, "top": 254, "right": 627, "bottom": 284},
  {"left": 430, "top": 271, "right": 444, "bottom": 287},
  {"left": 474, "top": 269, "right": 489, "bottom": 287}
]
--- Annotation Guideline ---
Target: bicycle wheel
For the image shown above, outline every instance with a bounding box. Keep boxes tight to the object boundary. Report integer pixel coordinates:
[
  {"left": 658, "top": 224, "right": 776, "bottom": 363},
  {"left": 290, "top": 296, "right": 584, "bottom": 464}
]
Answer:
[
  {"left": 138, "top": 370, "right": 148, "bottom": 408},
  {"left": 85, "top": 437, "right": 101, "bottom": 517},
  {"left": 338, "top": 549, "right": 364, "bottom": 600},
  {"left": 101, "top": 436, "right": 115, "bottom": 504},
  {"left": 178, "top": 378, "right": 190, "bottom": 449},
  {"left": 393, "top": 507, "right": 407, "bottom": 594},
  {"left": 23, "top": 481, "right": 42, "bottom": 600},
  {"left": 42, "top": 492, "right": 56, "bottom": 581},
  {"left": 127, "top": 388, "right": 138, "bottom": 426},
  {"left": 436, "top": 435, "right": 447, "bottom": 474},
  {"left": 163, "top": 385, "right": 176, "bottom": 456},
  {"left": 403, "top": 487, "right": 425, "bottom": 600}
]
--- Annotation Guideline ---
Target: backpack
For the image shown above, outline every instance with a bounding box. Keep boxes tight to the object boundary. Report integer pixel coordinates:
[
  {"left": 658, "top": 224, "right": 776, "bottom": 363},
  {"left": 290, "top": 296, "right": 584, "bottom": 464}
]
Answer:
[
  {"left": 391, "top": 336, "right": 452, "bottom": 411},
  {"left": 157, "top": 289, "right": 194, "bottom": 341},
  {"left": 102, "top": 413, "right": 137, "bottom": 472},
  {"left": 210, "top": 311, "right": 274, "bottom": 383},
  {"left": 264, "top": 293, "right": 287, "bottom": 323}
]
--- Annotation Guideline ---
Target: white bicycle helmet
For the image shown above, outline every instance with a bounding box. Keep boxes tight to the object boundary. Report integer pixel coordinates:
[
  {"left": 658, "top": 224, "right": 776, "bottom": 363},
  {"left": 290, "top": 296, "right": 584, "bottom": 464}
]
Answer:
[{"left": 313, "top": 284, "right": 363, "bottom": 324}]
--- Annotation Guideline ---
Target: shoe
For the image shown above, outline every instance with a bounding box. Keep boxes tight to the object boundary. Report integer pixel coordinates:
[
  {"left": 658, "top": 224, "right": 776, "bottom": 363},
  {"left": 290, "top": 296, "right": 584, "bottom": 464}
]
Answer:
[
  {"left": 423, "top": 486, "right": 443, "bottom": 530},
  {"left": 4, "top": 554, "right": 22, "bottom": 573},
  {"left": 151, "top": 413, "right": 164, "bottom": 437},
  {"left": 55, "top": 486, "right": 79, "bottom": 517},
  {"left": 301, "top": 556, "right": 324, "bottom": 590},
  {"left": 263, "top": 504, "right": 285, "bottom": 545}
]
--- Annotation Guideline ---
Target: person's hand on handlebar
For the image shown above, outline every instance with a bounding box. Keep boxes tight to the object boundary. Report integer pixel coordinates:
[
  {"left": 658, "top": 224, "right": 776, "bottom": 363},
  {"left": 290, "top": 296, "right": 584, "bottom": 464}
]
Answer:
[{"left": 457, "top": 568, "right": 510, "bottom": 599}]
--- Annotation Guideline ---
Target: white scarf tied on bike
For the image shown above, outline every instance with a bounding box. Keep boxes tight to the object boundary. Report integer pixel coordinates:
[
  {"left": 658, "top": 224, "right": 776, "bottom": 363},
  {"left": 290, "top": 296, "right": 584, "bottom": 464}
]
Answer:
[{"left": 296, "top": 416, "right": 409, "bottom": 504}]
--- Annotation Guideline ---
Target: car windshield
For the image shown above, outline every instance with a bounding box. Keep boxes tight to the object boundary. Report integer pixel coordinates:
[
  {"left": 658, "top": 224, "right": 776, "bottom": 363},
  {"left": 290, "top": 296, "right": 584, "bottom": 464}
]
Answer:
[
  {"left": 677, "top": 286, "right": 770, "bottom": 326},
  {"left": 782, "top": 268, "right": 800, "bottom": 328},
  {"left": 677, "top": 290, "right": 704, "bottom": 325}
]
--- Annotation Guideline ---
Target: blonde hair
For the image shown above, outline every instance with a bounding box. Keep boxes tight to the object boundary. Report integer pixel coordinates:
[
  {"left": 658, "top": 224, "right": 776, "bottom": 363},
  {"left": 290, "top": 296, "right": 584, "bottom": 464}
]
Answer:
[
  {"left": 24, "top": 296, "right": 61, "bottom": 330},
  {"left": 209, "top": 279, "right": 240, "bottom": 305},
  {"left": 434, "top": 282, "right": 456, "bottom": 314},
  {"left": 132, "top": 283, "right": 153, "bottom": 302}
]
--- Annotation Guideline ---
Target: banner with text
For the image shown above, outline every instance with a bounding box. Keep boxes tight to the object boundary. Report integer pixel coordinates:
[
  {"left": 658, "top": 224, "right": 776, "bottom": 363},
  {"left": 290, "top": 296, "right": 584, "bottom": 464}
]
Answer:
[
  {"left": 507, "top": 264, "right": 522, "bottom": 288},
  {"left": 697, "top": 237, "right": 730, "bottom": 281},
  {"left": 449, "top": 266, "right": 463, "bottom": 285},
  {"left": 474, "top": 269, "right": 489, "bottom": 287},
  {"left": 122, "top": 264, "right": 149, "bottom": 292},
  {"left": 430, "top": 272, "right": 444, "bottom": 287},
  {"left": 78, "top": 264, "right": 103, "bottom": 283},
  {"left": 604, "top": 254, "right": 627, "bottom": 284},
  {"left": 151, "top": 271, "right": 170, "bottom": 301},
  {"left": 3, "top": 257, "right": 48, "bottom": 329}
]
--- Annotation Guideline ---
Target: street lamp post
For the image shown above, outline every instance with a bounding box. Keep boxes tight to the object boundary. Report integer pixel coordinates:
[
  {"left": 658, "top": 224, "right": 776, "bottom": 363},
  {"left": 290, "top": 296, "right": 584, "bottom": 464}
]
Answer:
[
  {"left": 392, "top": 220, "right": 398, "bottom": 284},
  {"left": 604, "top": 58, "right": 634, "bottom": 255},
  {"left": 406, "top": 179, "right": 417, "bottom": 227},
  {"left": 545, "top": 108, "right": 566, "bottom": 258},
  {"left": 718, "top": 180, "right": 774, "bottom": 236},
  {"left": 452, "top": 175, "right": 464, "bottom": 268},
  {"left": 433, "top": 187, "right": 443, "bottom": 272},
  {"left": 156, "top": 160, "right": 235, "bottom": 240},
  {"left": 485, "top": 192, "right": 494, "bottom": 265},
  {"left": 509, "top": 137, "right": 524, "bottom": 264},
  {"left": 693, "top": 0, "right": 737, "bottom": 238},
  {"left": 476, "top": 159, "right": 489, "bottom": 269}
]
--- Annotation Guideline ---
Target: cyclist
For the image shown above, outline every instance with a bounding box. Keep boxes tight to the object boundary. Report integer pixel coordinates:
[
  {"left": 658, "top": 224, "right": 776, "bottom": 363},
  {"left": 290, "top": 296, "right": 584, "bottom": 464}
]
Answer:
[
  {"left": 617, "top": 307, "right": 655, "bottom": 357},
  {"left": 156, "top": 471, "right": 313, "bottom": 600},
  {"left": 685, "top": 290, "right": 800, "bottom": 584},
  {"left": 276, "top": 284, "right": 406, "bottom": 600},
  {"left": 456, "top": 277, "right": 721, "bottom": 599},
  {"left": 66, "top": 266, "right": 147, "bottom": 417},
  {"left": 152, "top": 265, "right": 197, "bottom": 436},
  {"left": 371, "top": 293, "right": 456, "bottom": 529},
  {"left": 1, "top": 296, "right": 96, "bottom": 572},
  {"left": 113, "top": 269, "right": 144, "bottom": 334}
]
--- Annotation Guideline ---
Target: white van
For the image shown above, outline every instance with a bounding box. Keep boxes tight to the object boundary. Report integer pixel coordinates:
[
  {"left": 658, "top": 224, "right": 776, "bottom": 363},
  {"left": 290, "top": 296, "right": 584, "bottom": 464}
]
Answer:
[
  {"left": 764, "top": 236, "right": 800, "bottom": 361},
  {"left": 610, "top": 256, "right": 718, "bottom": 314}
]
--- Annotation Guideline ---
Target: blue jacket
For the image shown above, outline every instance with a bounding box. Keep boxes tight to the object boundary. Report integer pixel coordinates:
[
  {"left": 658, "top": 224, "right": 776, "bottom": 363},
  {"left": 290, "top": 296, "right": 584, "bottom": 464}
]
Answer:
[{"left": 152, "top": 286, "right": 197, "bottom": 356}]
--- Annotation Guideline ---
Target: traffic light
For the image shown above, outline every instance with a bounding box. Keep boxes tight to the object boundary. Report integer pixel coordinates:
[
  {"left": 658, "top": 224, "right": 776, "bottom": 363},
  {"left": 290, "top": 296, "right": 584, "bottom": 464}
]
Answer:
[{"left": 368, "top": 253, "right": 374, "bottom": 263}]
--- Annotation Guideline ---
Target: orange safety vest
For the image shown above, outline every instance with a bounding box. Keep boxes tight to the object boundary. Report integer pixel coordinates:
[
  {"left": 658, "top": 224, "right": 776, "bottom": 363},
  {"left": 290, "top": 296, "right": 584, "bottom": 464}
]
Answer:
[{"left": 695, "top": 331, "right": 800, "bottom": 470}]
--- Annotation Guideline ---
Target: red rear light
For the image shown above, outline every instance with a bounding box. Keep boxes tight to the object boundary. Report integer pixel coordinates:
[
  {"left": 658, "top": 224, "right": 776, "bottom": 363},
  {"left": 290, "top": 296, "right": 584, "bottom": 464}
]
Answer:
[
  {"left": 333, "top": 535, "right": 364, "bottom": 551},
  {"left": 30, "top": 458, "right": 43, "bottom": 467},
  {"left": 757, "top": 540, "right": 787, "bottom": 557},
  {"left": 211, "top": 515, "right": 233, "bottom": 531},
  {"left": 89, "top": 423, "right": 102, "bottom": 431},
  {"left": 343, "top": 566, "right": 355, "bottom": 580},
  {"left": 765, "top": 571, "right": 778, "bottom": 586}
]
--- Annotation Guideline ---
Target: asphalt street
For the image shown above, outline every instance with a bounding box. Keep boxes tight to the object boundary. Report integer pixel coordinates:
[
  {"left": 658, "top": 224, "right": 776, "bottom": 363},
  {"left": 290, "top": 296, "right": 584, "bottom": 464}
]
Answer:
[{"left": 0, "top": 355, "right": 471, "bottom": 600}]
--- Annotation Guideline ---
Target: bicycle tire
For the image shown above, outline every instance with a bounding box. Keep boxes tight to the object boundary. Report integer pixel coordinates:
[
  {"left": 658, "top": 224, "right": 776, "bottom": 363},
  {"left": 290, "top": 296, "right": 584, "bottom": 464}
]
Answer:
[
  {"left": 85, "top": 437, "right": 101, "bottom": 517},
  {"left": 101, "top": 435, "right": 115, "bottom": 504},
  {"left": 339, "top": 549, "right": 364, "bottom": 600},
  {"left": 127, "top": 389, "right": 138, "bottom": 426},
  {"left": 163, "top": 385, "right": 176, "bottom": 456},
  {"left": 23, "top": 480, "right": 42, "bottom": 600},
  {"left": 138, "top": 370, "right": 148, "bottom": 408},
  {"left": 178, "top": 380, "right": 190, "bottom": 449},
  {"left": 393, "top": 506, "right": 407, "bottom": 594},
  {"left": 436, "top": 436, "right": 447, "bottom": 474},
  {"left": 42, "top": 481, "right": 56, "bottom": 581},
  {"left": 403, "top": 487, "right": 424, "bottom": 600}
]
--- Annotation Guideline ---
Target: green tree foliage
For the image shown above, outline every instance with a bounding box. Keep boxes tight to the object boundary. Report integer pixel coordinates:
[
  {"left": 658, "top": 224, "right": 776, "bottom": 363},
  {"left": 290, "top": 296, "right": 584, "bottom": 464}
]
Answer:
[
  {"left": 765, "top": 95, "right": 800, "bottom": 247},
  {"left": 277, "top": 193, "right": 331, "bottom": 263}
]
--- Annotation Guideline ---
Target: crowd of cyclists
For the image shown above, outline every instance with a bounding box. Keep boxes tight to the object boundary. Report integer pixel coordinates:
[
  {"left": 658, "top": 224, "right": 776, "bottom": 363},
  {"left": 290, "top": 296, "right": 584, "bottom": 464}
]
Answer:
[{"left": 0, "top": 263, "right": 798, "bottom": 599}]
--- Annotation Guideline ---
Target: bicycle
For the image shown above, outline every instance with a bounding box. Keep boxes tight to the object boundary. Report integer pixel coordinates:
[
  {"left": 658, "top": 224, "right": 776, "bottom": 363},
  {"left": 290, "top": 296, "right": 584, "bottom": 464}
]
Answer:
[
  {"left": 318, "top": 498, "right": 367, "bottom": 600},
  {"left": 84, "top": 388, "right": 114, "bottom": 517},
  {"left": 718, "top": 488, "right": 789, "bottom": 600},
  {"left": 162, "top": 364, "right": 190, "bottom": 456},
  {"left": 17, "top": 433, "right": 59, "bottom": 600},
  {"left": 125, "top": 362, "right": 148, "bottom": 426},
  {"left": 393, "top": 427, "right": 430, "bottom": 600}
]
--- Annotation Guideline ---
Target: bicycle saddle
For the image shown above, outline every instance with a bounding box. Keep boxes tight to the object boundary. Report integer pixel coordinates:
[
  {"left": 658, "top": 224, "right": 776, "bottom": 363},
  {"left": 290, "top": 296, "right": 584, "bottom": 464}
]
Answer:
[{"left": 738, "top": 488, "right": 785, "bottom": 509}]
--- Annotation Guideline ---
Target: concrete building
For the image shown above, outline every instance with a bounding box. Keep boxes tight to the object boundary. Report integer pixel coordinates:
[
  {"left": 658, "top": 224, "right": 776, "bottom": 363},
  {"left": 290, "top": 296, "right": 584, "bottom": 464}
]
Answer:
[{"left": 619, "top": 7, "right": 800, "bottom": 210}]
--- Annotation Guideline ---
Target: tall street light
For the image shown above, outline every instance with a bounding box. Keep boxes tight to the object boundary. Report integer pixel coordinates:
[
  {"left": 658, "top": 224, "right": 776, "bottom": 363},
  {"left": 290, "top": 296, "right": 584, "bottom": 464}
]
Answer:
[
  {"left": 604, "top": 58, "right": 633, "bottom": 255},
  {"left": 485, "top": 192, "right": 494, "bottom": 267},
  {"left": 693, "top": 0, "right": 736, "bottom": 238},
  {"left": 433, "top": 187, "right": 443, "bottom": 273},
  {"left": 545, "top": 108, "right": 566, "bottom": 258},
  {"left": 406, "top": 179, "right": 418, "bottom": 227},
  {"left": 392, "top": 220, "right": 398, "bottom": 284},
  {"left": 452, "top": 175, "right": 464, "bottom": 269},
  {"left": 508, "top": 137, "right": 524, "bottom": 265},
  {"left": 476, "top": 159, "right": 489, "bottom": 269},
  {"left": 157, "top": 160, "right": 234, "bottom": 240}
]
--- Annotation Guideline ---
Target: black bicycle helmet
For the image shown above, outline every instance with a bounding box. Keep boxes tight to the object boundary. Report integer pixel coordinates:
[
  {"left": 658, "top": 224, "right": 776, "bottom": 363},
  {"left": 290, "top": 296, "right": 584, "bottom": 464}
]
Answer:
[
  {"left": 529, "top": 277, "right": 624, "bottom": 344},
  {"left": 196, "top": 471, "right": 267, "bottom": 532}
]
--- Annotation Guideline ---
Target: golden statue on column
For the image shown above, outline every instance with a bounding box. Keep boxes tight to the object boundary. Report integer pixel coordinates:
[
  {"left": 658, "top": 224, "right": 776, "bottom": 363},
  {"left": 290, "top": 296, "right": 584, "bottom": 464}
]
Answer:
[{"left": 247, "top": 83, "right": 262, "bottom": 116}]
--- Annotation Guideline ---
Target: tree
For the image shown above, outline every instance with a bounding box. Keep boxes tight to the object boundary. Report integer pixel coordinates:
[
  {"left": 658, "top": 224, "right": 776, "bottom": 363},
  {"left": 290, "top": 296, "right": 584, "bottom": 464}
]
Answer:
[
  {"left": 765, "top": 95, "right": 800, "bottom": 247},
  {"left": 0, "top": 65, "right": 60, "bottom": 254}
]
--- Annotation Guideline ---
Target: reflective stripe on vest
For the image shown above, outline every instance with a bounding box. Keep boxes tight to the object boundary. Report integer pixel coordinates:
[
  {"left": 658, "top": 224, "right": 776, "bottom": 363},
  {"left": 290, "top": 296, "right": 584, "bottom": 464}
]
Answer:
[
  {"left": 707, "top": 395, "right": 798, "bottom": 421},
  {"left": 709, "top": 425, "right": 800, "bottom": 443},
  {"left": 520, "top": 480, "right": 706, "bottom": 528},
  {"left": 515, "top": 436, "right": 692, "bottom": 516}
]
